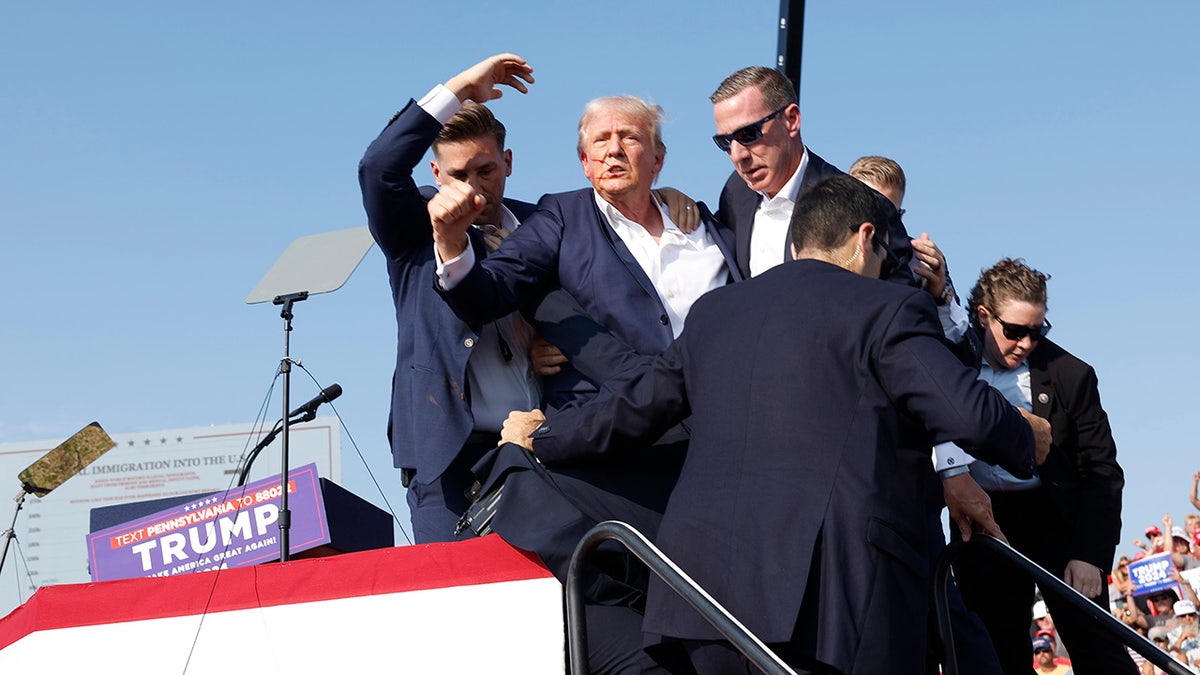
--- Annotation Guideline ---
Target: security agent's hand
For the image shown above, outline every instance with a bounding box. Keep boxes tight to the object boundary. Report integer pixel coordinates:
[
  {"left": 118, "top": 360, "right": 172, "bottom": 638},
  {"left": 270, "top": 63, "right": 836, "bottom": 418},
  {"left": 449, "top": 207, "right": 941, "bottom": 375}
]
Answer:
[
  {"left": 444, "top": 53, "right": 534, "bottom": 104},
  {"left": 654, "top": 187, "right": 699, "bottom": 234},
  {"left": 430, "top": 181, "right": 487, "bottom": 261},
  {"left": 500, "top": 410, "right": 546, "bottom": 452},
  {"left": 1063, "top": 559, "right": 1103, "bottom": 598},
  {"left": 943, "top": 472, "right": 1006, "bottom": 543},
  {"left": 530, "top": 337, "right": 568, "bottom": 376},
  {"left": 1017, "top": 407, "right": 1052, "bottom": 465},
  {"left": 910, "top": 232, "right": 949, "bottom": 302}
]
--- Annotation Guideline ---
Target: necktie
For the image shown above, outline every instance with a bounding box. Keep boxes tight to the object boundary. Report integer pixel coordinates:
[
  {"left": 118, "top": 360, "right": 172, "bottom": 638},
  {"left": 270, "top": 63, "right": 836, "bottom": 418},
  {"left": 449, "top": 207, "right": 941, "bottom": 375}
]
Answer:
[{"left": 479, "top": 224, "right": 508, "bottom": 253}]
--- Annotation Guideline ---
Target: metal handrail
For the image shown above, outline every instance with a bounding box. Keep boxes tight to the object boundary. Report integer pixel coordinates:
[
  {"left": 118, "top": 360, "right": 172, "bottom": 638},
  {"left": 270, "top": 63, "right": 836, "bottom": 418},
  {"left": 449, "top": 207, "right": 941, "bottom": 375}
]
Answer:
[
  {"left": 934, "top": 534, "right": 1191, "bottom": 675},
  {"left": 564, "top": 520, "right": 796, "bottom": 675}
]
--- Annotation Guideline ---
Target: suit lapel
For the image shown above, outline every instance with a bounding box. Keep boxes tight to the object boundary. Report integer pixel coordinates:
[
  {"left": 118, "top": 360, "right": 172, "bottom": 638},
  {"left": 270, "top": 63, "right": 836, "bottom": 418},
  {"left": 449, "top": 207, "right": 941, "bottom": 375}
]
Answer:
[
  {"left": 1028, "top": 352, "right": 1054, "bottom": 420},
  {"left": 729, "top": 180, "right": 760, "bottom": 278},
  {"left": 702, "top": 204, "right": 744, "bottom": 283},
  {"left": 590, "top": 198, "right": 666, "bottom": 308}
]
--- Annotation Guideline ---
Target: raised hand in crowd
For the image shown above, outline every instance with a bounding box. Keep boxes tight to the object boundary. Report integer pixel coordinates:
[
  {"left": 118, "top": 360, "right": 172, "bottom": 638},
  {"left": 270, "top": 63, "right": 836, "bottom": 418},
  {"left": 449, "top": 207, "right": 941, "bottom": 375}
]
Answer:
[
  {"left": 1191, "top": 471, "right": 1200, "bottom": 511},
  {"left": 1168, "top": 565, "right": 1200, "bottom": 607},
  {"left": 1115, "top": 590, "right": 1148, "bottom": 632}
]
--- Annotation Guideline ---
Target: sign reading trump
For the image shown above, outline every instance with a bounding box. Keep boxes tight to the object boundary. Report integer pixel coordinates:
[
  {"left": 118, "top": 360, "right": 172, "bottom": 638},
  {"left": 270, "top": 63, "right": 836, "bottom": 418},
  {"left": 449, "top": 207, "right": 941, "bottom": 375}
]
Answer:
[
  {"left": 1128, "top": 553, "right": 1179, "bottom": 598},
  {"left": 87, "top": 463, "right": 330, "bottom": 581}
]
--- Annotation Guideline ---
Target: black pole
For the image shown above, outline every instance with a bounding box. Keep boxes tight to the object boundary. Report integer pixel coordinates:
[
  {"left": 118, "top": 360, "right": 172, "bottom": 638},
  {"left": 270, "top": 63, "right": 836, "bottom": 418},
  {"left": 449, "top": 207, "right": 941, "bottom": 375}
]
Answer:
[
  {"left": 273, "top": 291, "right": 307, "bottom": 562},
  {"left": 777, "top": 0, "right": 806, "bottom": 101}
]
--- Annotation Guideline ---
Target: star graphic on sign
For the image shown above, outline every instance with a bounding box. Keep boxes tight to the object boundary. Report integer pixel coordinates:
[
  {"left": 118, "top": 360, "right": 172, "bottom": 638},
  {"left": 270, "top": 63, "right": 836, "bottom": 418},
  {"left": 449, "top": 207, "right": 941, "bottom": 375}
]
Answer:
[
  {"left": 176, "top": 436, "right": 183, "bottom": 443},
  {"left": 160, "top": 438, "right": 167, "bottom": 444},
  {"left": 144, "top": 439, "right": 151, "bottom": 446},
  {"left": 127, "top": 440, "right": 135, "bottom": 447}
]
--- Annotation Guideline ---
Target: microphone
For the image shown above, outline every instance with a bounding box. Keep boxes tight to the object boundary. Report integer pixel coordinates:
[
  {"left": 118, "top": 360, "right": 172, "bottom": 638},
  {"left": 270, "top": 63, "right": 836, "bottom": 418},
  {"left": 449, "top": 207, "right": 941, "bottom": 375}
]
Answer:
[{"left": 288, "top": 384, "right": 342, "bottom": 418}]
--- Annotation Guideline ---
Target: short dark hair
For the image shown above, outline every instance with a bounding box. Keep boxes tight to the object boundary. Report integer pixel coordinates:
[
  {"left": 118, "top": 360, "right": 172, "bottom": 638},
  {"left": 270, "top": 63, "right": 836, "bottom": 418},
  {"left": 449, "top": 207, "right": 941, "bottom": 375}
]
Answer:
[
  {"left": 432, "top": 102, "right": 506, "bottom": 157},
  {"left": 710, "top": 66, "right": 797, "bottom": 111},
  {"left": 789, "top": 175, "right": 890, "bottom": 253}
]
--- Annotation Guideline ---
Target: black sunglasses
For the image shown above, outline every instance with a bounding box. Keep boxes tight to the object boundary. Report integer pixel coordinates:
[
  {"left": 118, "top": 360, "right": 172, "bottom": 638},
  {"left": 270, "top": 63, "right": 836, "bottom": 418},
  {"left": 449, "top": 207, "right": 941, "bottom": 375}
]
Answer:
[
  {"left": 989, "top": 311, "right": 1052, "bottom": 342},
  {"left": 712, "top": 106, "right": 788, "bottom": 152}
]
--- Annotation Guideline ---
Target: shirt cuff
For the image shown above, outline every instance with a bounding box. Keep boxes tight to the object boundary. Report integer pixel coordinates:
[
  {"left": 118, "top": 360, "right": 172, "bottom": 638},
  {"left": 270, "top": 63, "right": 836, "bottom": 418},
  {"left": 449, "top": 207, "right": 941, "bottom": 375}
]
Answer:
[
  {"left": 435, "top": 240, "right": 476, "bottom": 290},
  {"left": 933, "top": 442, "right": 977, "bottom": 472},
  {"left": 939, "top": 297, "right": 969, "bottom": 344},
  {"left": 417, "top": 84, "right": 463, "bottom": 125}
]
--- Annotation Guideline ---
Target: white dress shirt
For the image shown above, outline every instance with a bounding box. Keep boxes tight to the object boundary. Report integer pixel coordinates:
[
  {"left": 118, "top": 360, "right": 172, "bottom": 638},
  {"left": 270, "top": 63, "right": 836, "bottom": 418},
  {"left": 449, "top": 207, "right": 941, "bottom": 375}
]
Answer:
[
  {"left": 748, "top": 150, "right": 809, "bottom": 278},
  {"left": 593, "top": 191, "right": 728, "bottom": 338}
]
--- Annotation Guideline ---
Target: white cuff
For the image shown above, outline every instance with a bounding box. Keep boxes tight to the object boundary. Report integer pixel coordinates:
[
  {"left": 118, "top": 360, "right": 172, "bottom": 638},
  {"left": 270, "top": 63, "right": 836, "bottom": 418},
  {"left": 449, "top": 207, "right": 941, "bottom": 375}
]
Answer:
[
  {"left": 417, "top": 84, "right": 463, "bottom": 125},
  {"left": 933, "top": 442, "right": 977, "bottom": 472},
  {"left": 435, "top": 240, "right": 476, "bottom": 290}
]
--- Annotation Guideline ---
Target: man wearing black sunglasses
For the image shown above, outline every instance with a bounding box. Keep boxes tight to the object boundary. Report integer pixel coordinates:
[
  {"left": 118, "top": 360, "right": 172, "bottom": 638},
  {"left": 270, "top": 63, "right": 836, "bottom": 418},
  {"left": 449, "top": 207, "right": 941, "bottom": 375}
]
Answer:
[{"left": 711, "top": 67, "right": 915, "bottom": 286}]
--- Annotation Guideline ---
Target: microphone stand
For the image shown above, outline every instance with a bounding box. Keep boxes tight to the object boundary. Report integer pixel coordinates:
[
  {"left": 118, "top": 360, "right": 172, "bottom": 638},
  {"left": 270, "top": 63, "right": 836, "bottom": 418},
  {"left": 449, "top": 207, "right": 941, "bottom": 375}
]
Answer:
[
  {"left": 237, "top": 411, "right": 316, "bottom": 488},
  {"left": 273, "top": 291, "right": 307, "bottom": 562}
]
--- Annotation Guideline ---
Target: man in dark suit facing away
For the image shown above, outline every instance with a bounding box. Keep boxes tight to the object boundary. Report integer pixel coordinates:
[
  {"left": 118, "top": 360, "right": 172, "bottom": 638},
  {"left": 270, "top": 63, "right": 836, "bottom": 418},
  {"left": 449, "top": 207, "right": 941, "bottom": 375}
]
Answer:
[{"left": 502, "top": 175, "right": 1051, "bottom": 674}]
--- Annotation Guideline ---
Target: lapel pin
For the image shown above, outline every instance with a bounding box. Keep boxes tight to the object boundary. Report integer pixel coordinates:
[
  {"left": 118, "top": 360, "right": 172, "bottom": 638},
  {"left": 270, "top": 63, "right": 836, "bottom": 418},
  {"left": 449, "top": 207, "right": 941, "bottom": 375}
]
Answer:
[{"left": 1037, "top": 393, "right": 1049, "bottom": 404}]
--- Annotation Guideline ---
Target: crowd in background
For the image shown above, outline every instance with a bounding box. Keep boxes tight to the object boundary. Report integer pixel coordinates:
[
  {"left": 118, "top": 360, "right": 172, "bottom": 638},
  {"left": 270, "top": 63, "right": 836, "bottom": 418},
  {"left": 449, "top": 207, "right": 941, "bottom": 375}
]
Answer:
[{"left": 1030, "top": 473, "right": 1200, "bottom": 673}]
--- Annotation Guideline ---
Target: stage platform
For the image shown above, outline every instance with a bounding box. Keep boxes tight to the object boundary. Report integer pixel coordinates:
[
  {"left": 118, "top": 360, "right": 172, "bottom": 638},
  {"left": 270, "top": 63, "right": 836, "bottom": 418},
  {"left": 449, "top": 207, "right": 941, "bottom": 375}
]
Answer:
[{"left": 0, "top": 535, "right": 564, "bottom": 673}]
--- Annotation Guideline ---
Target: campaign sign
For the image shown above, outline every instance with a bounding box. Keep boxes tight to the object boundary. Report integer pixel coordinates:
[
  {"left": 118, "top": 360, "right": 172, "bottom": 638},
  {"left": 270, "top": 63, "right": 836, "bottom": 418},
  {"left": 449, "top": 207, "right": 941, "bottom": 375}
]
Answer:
[
  {"left": 1128, "top": 553, "right": 1179, "bottom": 597},
  {"left": 87, "top": 463, "right": 330, "bottom": 581}
]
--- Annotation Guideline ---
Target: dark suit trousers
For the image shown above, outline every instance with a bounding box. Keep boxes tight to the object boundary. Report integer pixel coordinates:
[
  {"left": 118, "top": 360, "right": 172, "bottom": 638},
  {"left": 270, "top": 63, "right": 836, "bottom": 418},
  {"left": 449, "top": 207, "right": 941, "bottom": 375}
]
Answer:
[
  {"left": 952, "top": 490, "right": 1137, "bottom": 675},
  {"left": 406, "top": 433, "right": 498, "bottom": 544}
]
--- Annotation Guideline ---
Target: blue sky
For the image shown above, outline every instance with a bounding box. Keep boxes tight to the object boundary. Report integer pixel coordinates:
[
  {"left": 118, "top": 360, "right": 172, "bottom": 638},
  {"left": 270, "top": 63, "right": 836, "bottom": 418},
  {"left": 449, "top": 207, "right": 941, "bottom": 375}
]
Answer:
[{"left": 2, "top": 2, "right": 1197, "bottom": 556}]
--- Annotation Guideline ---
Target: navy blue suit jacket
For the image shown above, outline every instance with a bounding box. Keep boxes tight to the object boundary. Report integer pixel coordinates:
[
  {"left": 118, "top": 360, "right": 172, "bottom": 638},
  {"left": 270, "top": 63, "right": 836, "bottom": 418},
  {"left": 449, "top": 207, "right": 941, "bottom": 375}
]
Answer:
[
  {"left": 531, "top": 259, "right": 1036, "bottom": 673},
  {"left": 358, "top": 100, "right": 537, "bottom": 481},
  {"left": 716, "top": 148, "right": 916, "bottom": 286},
  {"left": 440, "top": 188, "right": 743, "bottom": 407}
]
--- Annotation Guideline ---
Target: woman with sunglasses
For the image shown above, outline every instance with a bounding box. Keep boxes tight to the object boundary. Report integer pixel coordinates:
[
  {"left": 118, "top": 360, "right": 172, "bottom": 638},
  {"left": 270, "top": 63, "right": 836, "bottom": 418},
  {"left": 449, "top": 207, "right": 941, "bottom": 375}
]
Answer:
[{"left": 952, "top": 258, "right": 1132, "bottom": 675}]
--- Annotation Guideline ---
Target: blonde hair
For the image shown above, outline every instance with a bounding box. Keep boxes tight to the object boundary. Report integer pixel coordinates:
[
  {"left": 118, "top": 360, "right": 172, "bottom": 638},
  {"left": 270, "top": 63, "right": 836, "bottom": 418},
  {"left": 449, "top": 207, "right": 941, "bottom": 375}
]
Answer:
[{"left": 576, "top": 95, "right": 665, "bottom": 156}]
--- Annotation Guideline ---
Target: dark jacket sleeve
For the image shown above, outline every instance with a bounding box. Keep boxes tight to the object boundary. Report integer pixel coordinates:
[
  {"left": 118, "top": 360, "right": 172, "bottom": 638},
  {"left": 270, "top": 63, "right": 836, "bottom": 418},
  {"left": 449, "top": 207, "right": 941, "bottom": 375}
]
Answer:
[
  {"left": 877, "top": 292, "right": 1037, "bottom": 477},
  {"left": 358, "top": 100, "right": 442, "bottom": 257},
  {"left": 531, "top": 339, "right": 690, "bottom": 465},
  {"left": 1037, "top": 344, "right": 1124, "bottom": 568},
  {"left": 437, "top": 197, "right": 564, "bottom": 329},
  {"left": 527, "top": 288, "right": 653, "bottom": 391}
]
